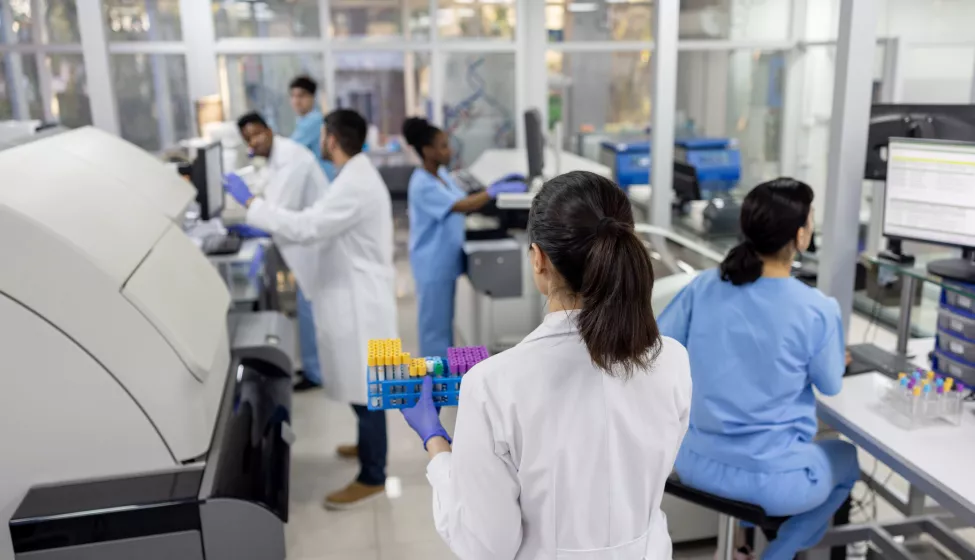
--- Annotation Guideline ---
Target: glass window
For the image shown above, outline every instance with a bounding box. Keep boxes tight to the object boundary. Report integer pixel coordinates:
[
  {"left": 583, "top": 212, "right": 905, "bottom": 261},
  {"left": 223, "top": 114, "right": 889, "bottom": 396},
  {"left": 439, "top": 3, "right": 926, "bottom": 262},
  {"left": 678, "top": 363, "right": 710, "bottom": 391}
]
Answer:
[
  {"left": 112, "top": 54, "right": 192, "bottom": 151},
  {"left": 42, "top": 0, "right": 82, "bottom": 43},
  {"left": 674, "top": 50, "right": 785, "bottom": 188},
  {"left": 438, "top": 0, "right": 515, "bottom": 40},
  {"left": 219, "top": 54, "right": 323, "bottom": 136},
  {"left": 2, "top": 0, "right": 34, "bottom": 43},
  {"left": 103, "top": 0, "right": 182, "bottom": 41},
  {"left": 334, "top": 52, "right": 403, "bottom": 139},
  {"left": 0, "top": 53, "right": 44, "bottom": 119},
  {"left": 443, "top": 52, "right": 516, "bottom": 167},
  {"left": 546, "top": 0, "right": 652, "bottom": 42},
  {"left": 330, "top": 1, "right": 401, "bottom": 39},
  {"left": 48, "top": 54, "right": 91, "bottom": 127},
  {"left": 213, "top": 0, "right": 320, "bottom": 39},
  {"left": 548, "top": 50, "right": 652, "bottom": 138}
]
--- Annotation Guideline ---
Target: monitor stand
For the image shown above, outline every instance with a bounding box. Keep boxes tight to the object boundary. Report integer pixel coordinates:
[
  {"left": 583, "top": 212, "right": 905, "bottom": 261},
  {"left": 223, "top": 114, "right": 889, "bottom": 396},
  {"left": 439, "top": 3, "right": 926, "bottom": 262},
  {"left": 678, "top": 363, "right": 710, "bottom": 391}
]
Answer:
[
  {"left": 928, "top": 249, "right": 975, "bottom": 283},
  {"left": 879, "top": 239, "right": 915, "bottom": 265}
]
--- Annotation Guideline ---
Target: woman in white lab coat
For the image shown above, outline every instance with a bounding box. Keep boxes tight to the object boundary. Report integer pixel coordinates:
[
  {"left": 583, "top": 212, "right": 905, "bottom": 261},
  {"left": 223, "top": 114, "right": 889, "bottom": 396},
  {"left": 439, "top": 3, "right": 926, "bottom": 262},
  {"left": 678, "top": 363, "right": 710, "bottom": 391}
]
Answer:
[
  {"left": 224, "top": 109, "right": 398, "bottom": 509},
  {"left": 402, "top": 171, "right": 693, "bottom": 559}
]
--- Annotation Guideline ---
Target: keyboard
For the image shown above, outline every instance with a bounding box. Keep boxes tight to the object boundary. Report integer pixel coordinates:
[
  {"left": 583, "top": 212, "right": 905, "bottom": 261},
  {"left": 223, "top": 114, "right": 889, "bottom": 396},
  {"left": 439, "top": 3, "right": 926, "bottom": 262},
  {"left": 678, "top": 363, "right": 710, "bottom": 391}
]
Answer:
[
  {"left": 202, "top": 234, "right": 242, "bottom": 256},
  {"left": 454, "top": 170, "right": 487, "bottom": 193}
]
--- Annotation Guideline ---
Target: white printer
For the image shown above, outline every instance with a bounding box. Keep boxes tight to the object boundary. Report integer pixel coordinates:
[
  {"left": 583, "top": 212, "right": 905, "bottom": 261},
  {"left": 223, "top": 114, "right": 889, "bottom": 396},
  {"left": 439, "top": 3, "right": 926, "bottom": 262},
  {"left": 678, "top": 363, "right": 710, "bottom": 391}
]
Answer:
[{"left": 0, "top": 128, "right": 294, "bottom": 560}]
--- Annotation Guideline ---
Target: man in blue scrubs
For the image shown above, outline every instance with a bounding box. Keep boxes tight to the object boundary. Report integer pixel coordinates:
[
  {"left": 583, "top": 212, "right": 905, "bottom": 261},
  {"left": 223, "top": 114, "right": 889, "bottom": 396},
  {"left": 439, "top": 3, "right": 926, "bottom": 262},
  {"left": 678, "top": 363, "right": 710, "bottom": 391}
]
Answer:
[
  {"left": 288, "top": 76, "right": 335, "bottom": 392},
  {"left": 289, "top": 76, "right": 337, "bottom": 182}
]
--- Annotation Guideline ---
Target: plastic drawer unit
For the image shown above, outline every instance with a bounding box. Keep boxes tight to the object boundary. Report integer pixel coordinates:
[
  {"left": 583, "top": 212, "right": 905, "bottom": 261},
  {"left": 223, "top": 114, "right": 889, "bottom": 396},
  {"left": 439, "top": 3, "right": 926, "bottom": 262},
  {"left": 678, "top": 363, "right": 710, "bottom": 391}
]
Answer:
[
  {"left": 938, "top": 305, "right": 975, "bottom": 341},
  {"left": 931, "top": 350, "right": 975, "bottom": 386}
]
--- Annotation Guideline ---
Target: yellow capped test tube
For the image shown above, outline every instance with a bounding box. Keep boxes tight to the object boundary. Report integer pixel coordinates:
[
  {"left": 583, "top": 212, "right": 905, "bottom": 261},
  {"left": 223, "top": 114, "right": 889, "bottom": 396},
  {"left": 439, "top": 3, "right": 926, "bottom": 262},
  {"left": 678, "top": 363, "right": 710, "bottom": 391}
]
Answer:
[
  {"left": 913, "top": 385, "right": 922, "bottom": 397},
  {"left": 898, "top": 372, "right": 907, "bottom": 380},
  {"left": 945, "top": 377, "right": 955, "bottom": 390},
  {"left": 927, "top": 370, "right": 935, "bottom": 380}
]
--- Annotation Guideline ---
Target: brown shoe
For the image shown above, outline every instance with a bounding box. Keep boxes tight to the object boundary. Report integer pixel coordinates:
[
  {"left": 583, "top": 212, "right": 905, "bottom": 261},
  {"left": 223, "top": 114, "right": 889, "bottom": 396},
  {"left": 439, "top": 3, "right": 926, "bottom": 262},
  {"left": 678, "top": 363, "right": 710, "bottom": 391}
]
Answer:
[
  {"left": 323, "top": 481, "right": 385, "bottom": 510},
  {"left": 336, "top": 444, "right": 358, "bottom": 459}
]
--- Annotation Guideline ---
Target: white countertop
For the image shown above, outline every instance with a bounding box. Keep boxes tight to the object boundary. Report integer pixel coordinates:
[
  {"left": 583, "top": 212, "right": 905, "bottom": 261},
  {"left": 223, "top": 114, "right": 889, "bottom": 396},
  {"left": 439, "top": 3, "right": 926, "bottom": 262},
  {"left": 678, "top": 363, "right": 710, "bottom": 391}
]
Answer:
[{"left": 817, "top": 372, "right": 975, "bottom": 524}]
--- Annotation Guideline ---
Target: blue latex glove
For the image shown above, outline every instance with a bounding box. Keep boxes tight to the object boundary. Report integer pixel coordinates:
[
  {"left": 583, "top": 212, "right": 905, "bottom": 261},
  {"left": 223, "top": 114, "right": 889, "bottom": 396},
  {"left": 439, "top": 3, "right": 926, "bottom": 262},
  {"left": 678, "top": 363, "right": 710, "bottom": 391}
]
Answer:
[
  {"left": 487, "top": 179, "right": 528, "bottom": 198},
  {"left": 227, "top": 223, "right": 269, "bottom": 239},
  {"left": 223, "top": 173, "right": 253, "bottom": 206},
  {"left": 402, "top": 376, "right": 451, "bottom": 449},
  {"left": 494, "top": 172, "right": 526, "bottom": 183}
]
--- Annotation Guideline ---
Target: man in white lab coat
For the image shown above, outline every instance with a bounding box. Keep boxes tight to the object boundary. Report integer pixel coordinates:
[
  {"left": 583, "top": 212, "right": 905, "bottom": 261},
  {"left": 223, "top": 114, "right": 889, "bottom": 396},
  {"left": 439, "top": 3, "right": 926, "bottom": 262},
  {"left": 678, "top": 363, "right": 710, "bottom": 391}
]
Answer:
[
  {"left": 235, "top": 112, "right": 329, "bottom": 392},
  {"left": 224, "top": 109, "right": 397, "bottom": 510}
]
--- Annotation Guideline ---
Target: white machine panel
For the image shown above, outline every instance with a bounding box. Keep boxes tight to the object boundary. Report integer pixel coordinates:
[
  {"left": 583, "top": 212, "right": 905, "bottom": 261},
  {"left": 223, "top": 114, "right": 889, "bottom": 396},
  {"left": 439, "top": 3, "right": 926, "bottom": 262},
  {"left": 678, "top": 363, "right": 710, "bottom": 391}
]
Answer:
[
  {"left": 0, "top": 206, "right": 226, "bottom": 461},
  {"left": 0, "top": 294, "right": 174, "bottom": 558},
  {"left": 0, "top": 133, "right": 173, "bottom": 284},
  {"left": 123, "top": 226, "right": 231, "bottom": 382},
  {"left": 37, "top": 127, "right": 195, "bottom": 221}
]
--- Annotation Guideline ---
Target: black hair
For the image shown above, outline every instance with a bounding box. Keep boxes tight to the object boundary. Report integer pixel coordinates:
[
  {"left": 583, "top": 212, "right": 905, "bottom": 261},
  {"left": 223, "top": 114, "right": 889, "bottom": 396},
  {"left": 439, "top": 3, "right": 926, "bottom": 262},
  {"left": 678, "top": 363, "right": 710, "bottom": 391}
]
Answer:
[
  {"left": 323, "top": 109, "right": 368, "bottom": 157},
  {"left": 401, "top": 116, "right": 441, "bottom": 159},
  {"left": 289, "top": 75, "right": 317, "bottom": 96},
  {"left": 720, "top": 177, "right": 814, "bottom": 286},
  {"left": 236, "top": 111, "right": 269, "bottom": 132},
  {"left": 528, "top": 171, "right": 661, "bottom": 379}
]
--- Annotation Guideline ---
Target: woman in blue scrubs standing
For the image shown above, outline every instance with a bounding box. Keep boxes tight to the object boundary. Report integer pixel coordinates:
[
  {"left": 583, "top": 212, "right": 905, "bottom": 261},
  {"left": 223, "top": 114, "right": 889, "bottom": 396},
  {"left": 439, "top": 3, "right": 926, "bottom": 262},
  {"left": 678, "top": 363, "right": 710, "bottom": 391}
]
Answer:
[
  {"left": 402, "top": 117, "right": 519, "bottom": 357},
  {"left": 657, "top": 178, "right": 858, "bottom": 560}
]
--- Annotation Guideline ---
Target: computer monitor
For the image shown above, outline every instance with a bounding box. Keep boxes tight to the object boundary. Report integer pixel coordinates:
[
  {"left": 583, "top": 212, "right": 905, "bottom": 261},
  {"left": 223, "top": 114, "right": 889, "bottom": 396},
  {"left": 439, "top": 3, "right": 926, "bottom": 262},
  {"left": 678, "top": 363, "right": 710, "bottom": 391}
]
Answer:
[
  {"left": 884, "top": 138, "right": 975, "bottom": 281},
  {"left": 524, "top": 109, "right": 545, "bottom": 181},
  {"left": 866, "top": 104, "right": 975, "bottom": 180},
  {"left": 191, "top": 141, "right": 224, "bottom": 220},
  {"left": 672, "top": 160, "right": 701, "bottom": 212}
]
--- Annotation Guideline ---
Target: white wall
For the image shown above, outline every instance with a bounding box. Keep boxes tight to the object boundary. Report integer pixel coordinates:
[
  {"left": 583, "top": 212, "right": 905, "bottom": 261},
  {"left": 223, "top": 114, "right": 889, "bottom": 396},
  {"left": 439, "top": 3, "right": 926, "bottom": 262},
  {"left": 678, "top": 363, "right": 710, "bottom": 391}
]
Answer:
[{"left": 796, "top": 0, "right": 975, "bottom": 222}]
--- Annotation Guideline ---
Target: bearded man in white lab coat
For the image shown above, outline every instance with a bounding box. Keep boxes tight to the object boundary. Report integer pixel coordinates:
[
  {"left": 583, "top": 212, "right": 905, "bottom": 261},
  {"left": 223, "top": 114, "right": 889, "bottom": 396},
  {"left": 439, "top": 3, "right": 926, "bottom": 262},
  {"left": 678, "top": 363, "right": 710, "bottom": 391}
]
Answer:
[{"left": 224, "top": 109, "right": 398, "bottom": 509}]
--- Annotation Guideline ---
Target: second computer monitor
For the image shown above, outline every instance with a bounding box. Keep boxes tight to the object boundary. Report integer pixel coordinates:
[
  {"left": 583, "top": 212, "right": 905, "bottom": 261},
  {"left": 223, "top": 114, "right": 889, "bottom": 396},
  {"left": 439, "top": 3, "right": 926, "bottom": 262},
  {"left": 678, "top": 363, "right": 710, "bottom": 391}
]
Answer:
[
  {"left": 192, "top": 141, "right": 224, "bottom": 220},
  {"left": 524, "top": 109, "right": 545, "bottom": 181}
]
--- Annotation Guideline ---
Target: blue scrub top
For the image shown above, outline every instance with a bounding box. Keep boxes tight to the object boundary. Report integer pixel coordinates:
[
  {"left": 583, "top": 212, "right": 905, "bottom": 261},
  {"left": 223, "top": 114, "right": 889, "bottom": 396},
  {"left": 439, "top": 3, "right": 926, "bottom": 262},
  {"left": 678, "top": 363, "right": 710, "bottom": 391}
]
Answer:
[
  {"left": 408, "top": 167, "right": 466, "bottom": 284},
  {"left": 291, "top": 109, "right": 337, "bottom": 181},
  {"left": 658, "top": 269, "right": 845, "bottom": 472}
]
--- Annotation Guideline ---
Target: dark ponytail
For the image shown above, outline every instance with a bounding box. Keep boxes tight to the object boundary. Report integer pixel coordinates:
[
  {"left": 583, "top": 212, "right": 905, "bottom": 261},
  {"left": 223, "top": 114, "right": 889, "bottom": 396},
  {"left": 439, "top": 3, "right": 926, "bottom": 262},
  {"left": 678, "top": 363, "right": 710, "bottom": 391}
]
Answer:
[
  {"left": 528, "top": 171, "right": 661, "bottom": 379},
  {"left": 402, "top": 116, "right": 440, "bottom": 159},
  {"left": 720, "top": 177, "right": 814, "bottom": 286}
]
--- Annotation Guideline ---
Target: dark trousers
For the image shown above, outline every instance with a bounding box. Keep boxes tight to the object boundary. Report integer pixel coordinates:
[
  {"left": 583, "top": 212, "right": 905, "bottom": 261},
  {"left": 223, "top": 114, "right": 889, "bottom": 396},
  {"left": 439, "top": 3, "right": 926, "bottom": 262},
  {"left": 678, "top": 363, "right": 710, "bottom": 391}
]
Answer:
[{"left": 352, "top": 404, "right": 387, "bottom": 486}]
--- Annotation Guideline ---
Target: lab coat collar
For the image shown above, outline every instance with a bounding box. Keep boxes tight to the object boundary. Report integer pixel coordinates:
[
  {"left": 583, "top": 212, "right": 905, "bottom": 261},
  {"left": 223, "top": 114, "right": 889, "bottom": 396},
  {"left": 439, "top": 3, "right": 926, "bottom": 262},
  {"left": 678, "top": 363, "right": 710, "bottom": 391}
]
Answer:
[
  {"left": 266, "top": 135, "right": 292, "bottom": 169},
  {"left": 521, "top": 309, "right": 581, "bottom": 345}
]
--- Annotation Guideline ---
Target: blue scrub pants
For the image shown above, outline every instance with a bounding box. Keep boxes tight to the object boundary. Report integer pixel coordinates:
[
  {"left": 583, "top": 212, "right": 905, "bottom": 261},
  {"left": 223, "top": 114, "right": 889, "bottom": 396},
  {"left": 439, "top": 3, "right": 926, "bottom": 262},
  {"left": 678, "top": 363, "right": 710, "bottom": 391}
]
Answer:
[
  {"left": 675, "top": 440, "right": 860, "bottom": 560},
  {"left": 296, "top": 287, "right": 322, "bottom": 385},
  {"left": 416, "top": 277, "right": 457, "bottom": 358}
]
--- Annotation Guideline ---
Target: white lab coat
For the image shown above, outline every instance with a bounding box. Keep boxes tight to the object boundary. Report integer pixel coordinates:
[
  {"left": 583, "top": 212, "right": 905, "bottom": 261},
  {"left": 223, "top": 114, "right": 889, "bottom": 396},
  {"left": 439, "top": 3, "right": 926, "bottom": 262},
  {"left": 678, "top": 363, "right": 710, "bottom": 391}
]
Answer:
[
  {"left": 259, "top": 135, "right": 330, "bottom": 288},
  {"left": 427, "top": 311, "right": 692, "bottom": 560},
  {"left": 246, "top": 153, "right": 397, "bottom": 405}
]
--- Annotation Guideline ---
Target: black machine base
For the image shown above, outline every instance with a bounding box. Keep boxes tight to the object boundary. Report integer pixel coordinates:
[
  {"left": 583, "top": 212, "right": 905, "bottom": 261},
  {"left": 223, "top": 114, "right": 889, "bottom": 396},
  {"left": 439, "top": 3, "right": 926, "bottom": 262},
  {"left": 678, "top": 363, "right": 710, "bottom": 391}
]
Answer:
[{"left": 928, "top": 255, "right": 975, "bottom": 283}]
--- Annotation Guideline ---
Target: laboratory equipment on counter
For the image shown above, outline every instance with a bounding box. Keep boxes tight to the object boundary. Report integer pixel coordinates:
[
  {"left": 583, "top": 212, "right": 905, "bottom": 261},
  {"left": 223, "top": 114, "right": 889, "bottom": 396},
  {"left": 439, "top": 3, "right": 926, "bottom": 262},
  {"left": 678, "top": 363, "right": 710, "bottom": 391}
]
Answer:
[
  {"left": 0, "top": 127, "right": 294, "bottom": 560},
  {"left": 366, "top": 339, "right": 489, "bottom": 410},
  {"left": 883, "top": 138, "right": 975, "bottom": 282},
  {"left": 598, "top": 137, "right": 741, "bottom": 195},
  {"left": 599, "top": 140, "right": 652, "bottom": 191}
]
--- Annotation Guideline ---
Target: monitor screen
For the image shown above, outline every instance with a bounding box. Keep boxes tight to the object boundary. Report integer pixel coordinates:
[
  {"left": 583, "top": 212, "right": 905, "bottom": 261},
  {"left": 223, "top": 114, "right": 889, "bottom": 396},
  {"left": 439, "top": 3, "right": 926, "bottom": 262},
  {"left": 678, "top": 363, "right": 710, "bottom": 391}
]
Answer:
[
  {"left": 884, "top": 138, "right": 975, "bottom": 249},
  {"left": 524, "top": 109, "right": 544, "bottom": 180},
  {"left": 203, "top": 142, "right": 223, "bottom": 219}
]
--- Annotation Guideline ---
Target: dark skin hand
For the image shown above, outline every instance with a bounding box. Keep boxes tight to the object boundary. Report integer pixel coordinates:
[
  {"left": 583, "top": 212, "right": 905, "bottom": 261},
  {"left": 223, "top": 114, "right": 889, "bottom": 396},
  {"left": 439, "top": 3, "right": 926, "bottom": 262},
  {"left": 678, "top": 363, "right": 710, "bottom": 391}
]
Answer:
[{"left": 422, "top": 130, "right": 491, "bottom": 214}]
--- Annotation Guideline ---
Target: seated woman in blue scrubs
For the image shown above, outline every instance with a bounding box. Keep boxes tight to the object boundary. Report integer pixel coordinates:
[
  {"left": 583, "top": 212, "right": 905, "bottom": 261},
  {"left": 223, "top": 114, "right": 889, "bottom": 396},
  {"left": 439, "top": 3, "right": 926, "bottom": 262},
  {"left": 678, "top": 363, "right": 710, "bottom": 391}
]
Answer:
[
  {"left": 402, "top": 117, "right": 522, "bottom": 357},
  {"left": 658, "top": 178, "right": 858, "bottom": 560}
]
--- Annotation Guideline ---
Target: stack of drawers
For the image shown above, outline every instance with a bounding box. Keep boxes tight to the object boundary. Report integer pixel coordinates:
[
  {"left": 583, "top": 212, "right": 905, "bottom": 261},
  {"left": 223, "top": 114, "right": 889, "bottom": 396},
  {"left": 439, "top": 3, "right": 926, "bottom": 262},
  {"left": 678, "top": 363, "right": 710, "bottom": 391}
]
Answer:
[{"left": 933, "top": 283, "right": 975, "bottom": 385}]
